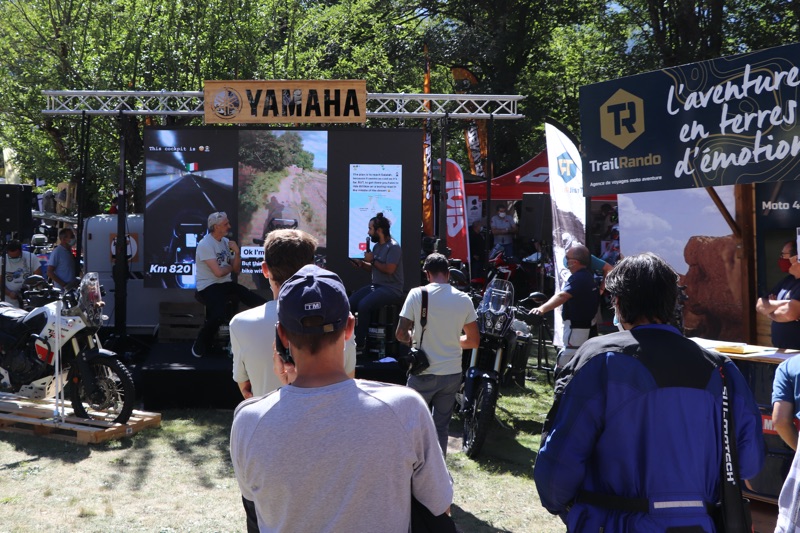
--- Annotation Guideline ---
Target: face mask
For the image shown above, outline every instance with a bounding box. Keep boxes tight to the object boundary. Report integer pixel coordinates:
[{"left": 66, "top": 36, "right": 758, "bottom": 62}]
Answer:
[
  {"left": 69, "top": 238, "right": 77, "bottom": 247},
  {"left": 613, "top": 312, "right": 624, "bottom": 331},
  {"left": 498, "top": 212, "right": 506, "bottom": 218},
  {"left": 779, "top": 258, "right": 792, "bottom": 273}
]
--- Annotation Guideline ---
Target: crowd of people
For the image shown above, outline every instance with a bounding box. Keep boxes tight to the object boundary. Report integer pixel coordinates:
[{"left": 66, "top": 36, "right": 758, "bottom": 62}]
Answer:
[
  {"left": 226, "top": 219, "right": 456, "bottom": 531},
  {"left": 5, "top": 202, "right": 800, "bottom": 532},
  {"left": 196, "top": 204, "right": 791, "bottom": 533},
  {"left": 1, "top": 226, "right": 78, "bottom": 307}
]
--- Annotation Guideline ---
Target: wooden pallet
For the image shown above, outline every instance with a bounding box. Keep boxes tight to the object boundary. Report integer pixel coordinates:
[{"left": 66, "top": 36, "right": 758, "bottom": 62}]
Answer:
[
  {"left": 0, "top": 393, "right": 161, "bottom": 445},
  {"left": 159, "top": 301, "right": 205, "bottom": 342}
]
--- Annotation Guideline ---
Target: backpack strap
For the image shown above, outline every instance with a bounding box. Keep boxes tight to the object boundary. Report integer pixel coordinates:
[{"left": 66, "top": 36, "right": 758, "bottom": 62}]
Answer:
[{"left": 416, "top": 287, "right": 428, "bottom": 349}]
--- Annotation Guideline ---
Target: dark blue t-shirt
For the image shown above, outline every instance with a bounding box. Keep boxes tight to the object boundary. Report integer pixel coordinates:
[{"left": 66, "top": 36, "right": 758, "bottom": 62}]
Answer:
[
  {"left": 770, "top": 275, "right": 800, "bottom": 349},
  {"left": 561, "top": 267, "right": 599, "bottom": 328},
  {"left": 772, "top": 354, "right": 800, "bottom": 420}
]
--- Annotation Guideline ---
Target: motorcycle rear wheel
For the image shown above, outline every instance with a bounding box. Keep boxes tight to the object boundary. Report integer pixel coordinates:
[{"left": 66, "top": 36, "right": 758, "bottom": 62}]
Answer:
[
  {"left": 69, "top": 358, "right": 135, "bottom": 424},
  {"left": 462, "top": 380, "right": 495, "bottom": 458}
]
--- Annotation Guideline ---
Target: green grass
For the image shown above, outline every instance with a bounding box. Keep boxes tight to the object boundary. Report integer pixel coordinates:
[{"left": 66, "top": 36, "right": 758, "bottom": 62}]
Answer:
[
  {"left": 239, "top": 168, "right": 285, "bottom": 223},
  {"left": 445, "top": 362, "right": 564, "bottom": 532},
  {"left": 0, "top": 352, "right": 565, "bottom": 531}
]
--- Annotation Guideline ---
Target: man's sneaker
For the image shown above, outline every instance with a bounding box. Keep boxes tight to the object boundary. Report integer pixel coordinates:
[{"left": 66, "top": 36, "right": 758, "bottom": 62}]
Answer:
[{"left": 191, "top": 341, "right": 205, "bottom": 358}]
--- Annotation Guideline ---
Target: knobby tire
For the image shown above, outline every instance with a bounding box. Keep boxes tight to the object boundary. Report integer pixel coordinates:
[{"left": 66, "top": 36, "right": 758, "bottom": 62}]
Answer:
[
  {"left": 69, "top": 358, "right": 135, "bottom": 424},
  {"left": 462, "top": 380, "right": 496, "bottom": 458}
]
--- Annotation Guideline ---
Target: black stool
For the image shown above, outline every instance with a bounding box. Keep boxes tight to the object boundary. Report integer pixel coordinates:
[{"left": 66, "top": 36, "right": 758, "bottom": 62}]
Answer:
[{"left": 364, "top": 303, "right": 401, "bottom": 361}]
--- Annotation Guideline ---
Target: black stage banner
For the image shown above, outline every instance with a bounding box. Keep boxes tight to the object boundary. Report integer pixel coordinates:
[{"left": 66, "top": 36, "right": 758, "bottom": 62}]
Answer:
[{"left": 580, "top": 43, "right": 800, "bottom": 196}]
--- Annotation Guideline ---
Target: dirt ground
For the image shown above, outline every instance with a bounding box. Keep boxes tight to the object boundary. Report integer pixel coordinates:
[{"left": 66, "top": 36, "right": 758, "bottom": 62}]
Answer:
[{"left": 242, "top": 166, "right": 327, "bottom": 248}]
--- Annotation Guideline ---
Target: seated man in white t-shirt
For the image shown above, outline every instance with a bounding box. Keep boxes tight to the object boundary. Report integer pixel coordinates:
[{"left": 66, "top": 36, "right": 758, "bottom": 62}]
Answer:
[{"left": 192, "top": 212, "right": 266, "bottom": 358}]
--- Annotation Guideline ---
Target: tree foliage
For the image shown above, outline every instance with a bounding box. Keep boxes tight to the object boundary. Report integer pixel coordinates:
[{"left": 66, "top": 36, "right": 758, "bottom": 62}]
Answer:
[
  {"left": 1, "top": 0, "right": 800, "bottom": 215},
  {"left": 239, "top": 130, "right": 314, "bottom": 171}
]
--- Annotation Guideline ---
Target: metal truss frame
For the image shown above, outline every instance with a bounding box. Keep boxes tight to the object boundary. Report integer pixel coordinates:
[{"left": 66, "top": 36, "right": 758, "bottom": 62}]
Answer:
[{"left": 42, "top": 90, "right": 525, "bottom": 120}]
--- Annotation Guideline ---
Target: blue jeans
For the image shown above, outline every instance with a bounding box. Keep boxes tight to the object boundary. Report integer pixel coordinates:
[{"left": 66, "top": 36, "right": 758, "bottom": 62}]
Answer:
[
  {"left": 407, "top": 372, "right": 462, "bottom": 456},
  {"left": 490, "top": 242, "right": 515, "bottom": 260},
  {"left": 349, "top": 284, "right": 401, "bottom": 347}
]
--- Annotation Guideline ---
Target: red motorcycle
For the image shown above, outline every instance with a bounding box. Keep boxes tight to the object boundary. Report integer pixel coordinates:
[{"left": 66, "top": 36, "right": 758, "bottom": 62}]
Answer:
[{"left": 471, "top": 249, "right": 536, "bottom": 302}]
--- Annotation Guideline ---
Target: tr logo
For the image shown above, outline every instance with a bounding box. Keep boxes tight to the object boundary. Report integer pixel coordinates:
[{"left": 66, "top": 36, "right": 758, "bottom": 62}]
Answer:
[{"left": 600, "top": 89, "right": 644, "bottom": 150}]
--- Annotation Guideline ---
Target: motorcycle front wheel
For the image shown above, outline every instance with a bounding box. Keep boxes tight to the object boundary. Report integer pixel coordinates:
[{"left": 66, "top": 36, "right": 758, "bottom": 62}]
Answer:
[
  {"left": 69, "top": 358, "right": 135, "bottom": 424},
  {"left": 462, "top": 379, "right": 496, "bottom": 458}
]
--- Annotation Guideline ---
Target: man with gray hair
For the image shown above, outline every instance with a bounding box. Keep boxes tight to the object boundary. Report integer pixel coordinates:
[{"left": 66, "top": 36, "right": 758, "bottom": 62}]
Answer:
[
  {"left": 531, "top": 243, "right": 599, "bottom": 370},
  {"left": 192, "top": 211, "right": 265, "bottom": 358}
]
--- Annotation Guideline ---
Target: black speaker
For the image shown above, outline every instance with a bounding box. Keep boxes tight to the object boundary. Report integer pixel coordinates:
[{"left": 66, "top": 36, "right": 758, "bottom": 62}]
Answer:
[
  {"left": 0, "top": 184, "right": 34, "bottom": 237},
  {"left": 520, "top": 193, "right": 553, "bottom": 241}
]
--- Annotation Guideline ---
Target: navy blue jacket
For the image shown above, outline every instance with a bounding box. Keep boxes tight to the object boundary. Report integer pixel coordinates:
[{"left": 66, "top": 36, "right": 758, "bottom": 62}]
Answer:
[{"left": 533, "top": 324, "right": 765, "bottom": 532}]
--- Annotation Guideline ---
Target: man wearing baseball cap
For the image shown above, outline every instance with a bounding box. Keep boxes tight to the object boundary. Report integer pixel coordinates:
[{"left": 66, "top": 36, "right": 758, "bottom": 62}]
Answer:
[
  {"left": 193, "top": 211, "right": 265, "bottom": 358},
  {"left": 230, "top": 265, "right": 453, "bottom": 532}
]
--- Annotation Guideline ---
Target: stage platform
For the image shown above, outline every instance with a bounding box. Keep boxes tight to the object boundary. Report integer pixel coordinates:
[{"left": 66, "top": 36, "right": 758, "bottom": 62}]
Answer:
[
  {"left": 132, "top": 341, "right": 408, "bottom": 411},
  {"left": 136, "top": 342, "right": 242, "bottom": 411}
]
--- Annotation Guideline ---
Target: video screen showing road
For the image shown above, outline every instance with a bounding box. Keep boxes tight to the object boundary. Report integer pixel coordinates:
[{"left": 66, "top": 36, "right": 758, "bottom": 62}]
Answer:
[{"left": 144, "top": 128, "right": 237, "bottom": 289}]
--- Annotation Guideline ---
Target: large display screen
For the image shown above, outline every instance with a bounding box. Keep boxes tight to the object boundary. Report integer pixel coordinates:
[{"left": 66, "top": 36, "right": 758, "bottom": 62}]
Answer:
[
  {"left": 347, "top": 164, "right": 403, "bottom": 258},
  {"left": 144, "top": 127, "right": 422, "bottom": 293}
]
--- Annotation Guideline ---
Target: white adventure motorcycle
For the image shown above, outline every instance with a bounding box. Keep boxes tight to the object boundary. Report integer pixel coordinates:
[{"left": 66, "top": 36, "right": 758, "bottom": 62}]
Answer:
[{"left": 0, "top": 272, "right": 135, "bottom": 423}]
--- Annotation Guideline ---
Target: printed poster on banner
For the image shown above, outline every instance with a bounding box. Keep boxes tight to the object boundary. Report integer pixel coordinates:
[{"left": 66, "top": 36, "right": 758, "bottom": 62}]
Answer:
[
  {"left": 580, "top": 42, "right": 800, "bottom": 195},
  {"left": 441, "top": 158, "right": 469, "bottom": 263},
  {"left": 348, "top": 164, "right": 403, "bottom": 258},
  {"left": 545, "top": 120, "right": 586, "bottom": 348}
]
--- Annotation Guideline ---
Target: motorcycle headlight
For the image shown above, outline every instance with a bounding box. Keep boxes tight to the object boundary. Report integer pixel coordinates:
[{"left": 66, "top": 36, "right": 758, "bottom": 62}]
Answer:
[
  {"left": 485, "top": 317, "right": 493, "bottom": 330},
  {"left": 495, "top": 321, "right": 503, "bottom": 330}
]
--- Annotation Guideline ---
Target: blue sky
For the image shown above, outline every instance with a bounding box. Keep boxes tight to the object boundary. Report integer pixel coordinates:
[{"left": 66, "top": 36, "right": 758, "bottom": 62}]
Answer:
[{"left": 618, "top": 185, "right": 736, "bottom": 274}]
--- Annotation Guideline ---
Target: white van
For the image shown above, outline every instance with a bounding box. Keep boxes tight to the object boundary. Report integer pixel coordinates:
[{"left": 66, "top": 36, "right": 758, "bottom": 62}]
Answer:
[{"left": 83, "top": 214, "right": 196, "bottom": 335}]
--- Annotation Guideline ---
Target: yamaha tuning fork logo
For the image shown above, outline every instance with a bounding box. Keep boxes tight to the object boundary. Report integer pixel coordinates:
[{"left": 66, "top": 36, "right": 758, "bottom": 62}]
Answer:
[{"left": 211, "top": 87, "right": 243, "bottom": 119}]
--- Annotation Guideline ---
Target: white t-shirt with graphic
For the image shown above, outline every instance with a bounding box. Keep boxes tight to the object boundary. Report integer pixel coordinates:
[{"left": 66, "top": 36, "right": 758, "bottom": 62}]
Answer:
[
  {"left": 195, "top": 233, "right": 231, "bottom": 291},
  {"left": 2, "top": 251, "right": 41, "bottom": 308}
]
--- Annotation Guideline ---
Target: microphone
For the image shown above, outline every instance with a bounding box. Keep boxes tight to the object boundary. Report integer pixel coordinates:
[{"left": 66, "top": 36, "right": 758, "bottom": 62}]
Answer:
[{"left": 365, "top": 236, "right": 371, "bottom": 253}]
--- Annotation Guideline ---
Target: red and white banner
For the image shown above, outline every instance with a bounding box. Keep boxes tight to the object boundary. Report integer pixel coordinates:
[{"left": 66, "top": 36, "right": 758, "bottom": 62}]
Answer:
[
  {"left": 545, "top": 119, "right": 586, "bottom": 347},
  {"left": 441, "top": 158, "right": 469, "bottom": 263}
]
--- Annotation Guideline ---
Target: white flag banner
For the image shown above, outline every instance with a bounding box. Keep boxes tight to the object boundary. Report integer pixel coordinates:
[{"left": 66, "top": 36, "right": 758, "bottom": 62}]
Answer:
[{"left": 545, "top": 120, "right": 586, "bottom": 347}]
